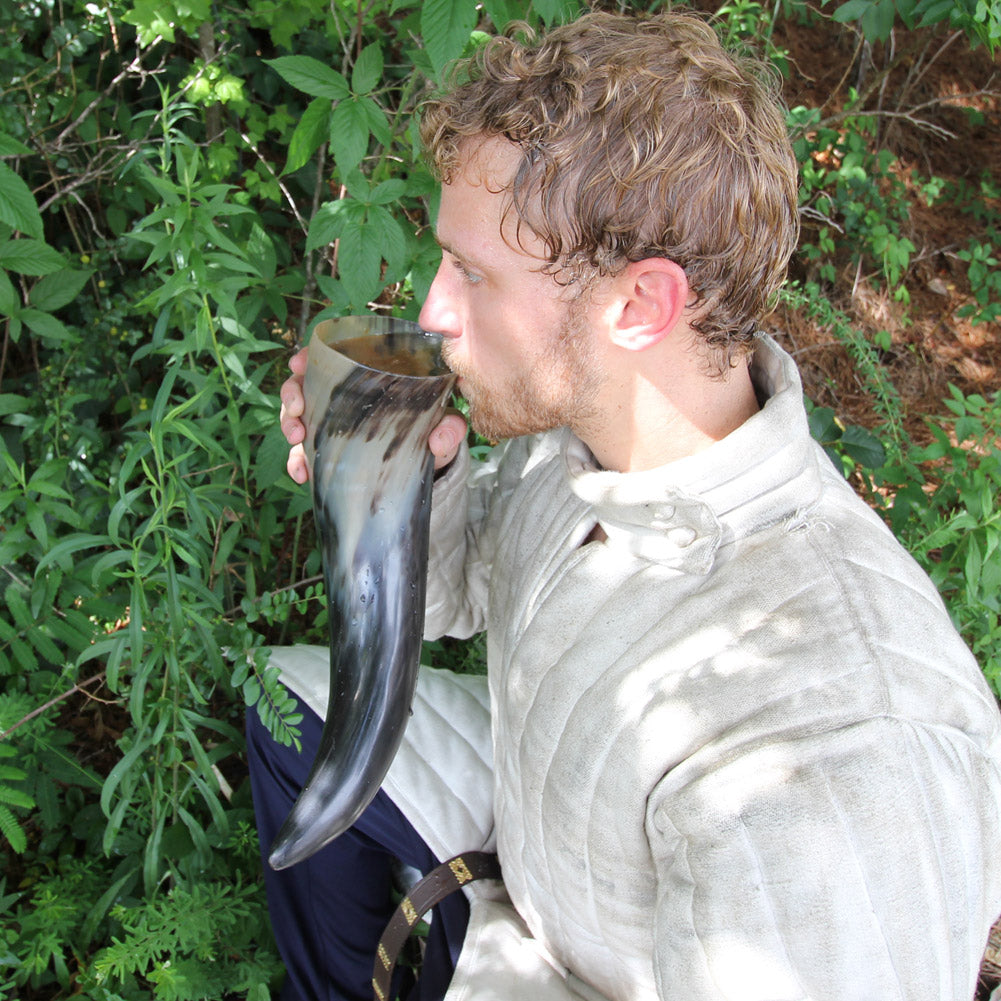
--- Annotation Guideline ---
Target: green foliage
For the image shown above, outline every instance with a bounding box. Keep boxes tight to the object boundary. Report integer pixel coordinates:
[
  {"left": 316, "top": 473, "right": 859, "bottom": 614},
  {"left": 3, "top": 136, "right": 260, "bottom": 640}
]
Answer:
[
  {"left": 714, "top": 0, "right": 794, "bottom": 74},
  {"left": 791, "top": 106, "right": 916, "bottom": 300},
  {"left": 957, "top": 238, "right": 1001, "bottom": 323},
  {"left": 0, "top": 741, "right": 33, "bottom": 854},
  {"left": 874, "top": 386, "right": 1001, "bottom": 692},
  {"left": 0, "top": 0, "right": 579, "bottom": 993},
  {"left": 827, "top": 0, "right": 1001, "bottom": 49},
  {"left": 0, "top": 0, "right": 998, "bottom": 996},
  {"left": 88, "top": 877, "right": 280, "bottom": 1001},
  {"left": 806, "top": 400, "right": 888, "bottom": 476},
  {"left": 945, "top": 174, "right": 1001, "bottom": 325},
  {"left": 423, "top": 632, "right": 488, "bottom": 677},
  {"left": 780, "top": 282, "right": 907, "bottom": 448}
]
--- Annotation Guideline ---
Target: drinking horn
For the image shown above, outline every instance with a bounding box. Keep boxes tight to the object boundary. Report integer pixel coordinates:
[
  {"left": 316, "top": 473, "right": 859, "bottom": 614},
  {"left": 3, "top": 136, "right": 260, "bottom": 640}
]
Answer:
[{"left": 268, "top": 315, "right": 456, "bottom": 870}]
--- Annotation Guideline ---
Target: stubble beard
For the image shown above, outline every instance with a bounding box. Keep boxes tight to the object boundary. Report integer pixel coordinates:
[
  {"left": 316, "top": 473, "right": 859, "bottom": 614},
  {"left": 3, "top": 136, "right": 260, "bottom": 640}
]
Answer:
[{"left": 443, "top": 301, "right": 601, "bottom": 442}]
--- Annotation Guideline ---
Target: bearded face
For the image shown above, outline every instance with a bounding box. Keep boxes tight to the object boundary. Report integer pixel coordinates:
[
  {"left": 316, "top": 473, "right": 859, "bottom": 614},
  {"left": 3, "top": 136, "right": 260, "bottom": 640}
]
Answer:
[{"left": 440, "top": 294, "right": 601, "bottom": 441}]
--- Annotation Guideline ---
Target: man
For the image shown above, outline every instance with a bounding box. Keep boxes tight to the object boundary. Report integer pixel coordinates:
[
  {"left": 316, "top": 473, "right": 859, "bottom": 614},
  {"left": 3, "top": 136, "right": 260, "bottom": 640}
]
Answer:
[{"left": 253, "top": 11, "right": 1001, "bottom": 1001}]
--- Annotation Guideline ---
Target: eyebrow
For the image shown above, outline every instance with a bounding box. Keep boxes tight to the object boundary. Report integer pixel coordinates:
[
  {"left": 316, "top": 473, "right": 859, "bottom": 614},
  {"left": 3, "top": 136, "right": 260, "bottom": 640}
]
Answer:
[{"left": 434, "top": 234, "right": 490, "bottom": 273}]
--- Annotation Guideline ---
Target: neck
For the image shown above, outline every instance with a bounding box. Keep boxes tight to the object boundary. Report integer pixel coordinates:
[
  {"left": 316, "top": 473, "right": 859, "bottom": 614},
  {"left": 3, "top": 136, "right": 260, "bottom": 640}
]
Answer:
[{"left": 577, "top": 350, "right": 760, "bottom": 473}]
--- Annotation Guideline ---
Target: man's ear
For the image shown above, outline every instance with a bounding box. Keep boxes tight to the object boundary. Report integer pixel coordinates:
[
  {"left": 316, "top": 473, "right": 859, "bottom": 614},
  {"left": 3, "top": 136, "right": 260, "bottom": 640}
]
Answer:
[{"left": 608, "top": 259, "right": 689, "bottom": 352}]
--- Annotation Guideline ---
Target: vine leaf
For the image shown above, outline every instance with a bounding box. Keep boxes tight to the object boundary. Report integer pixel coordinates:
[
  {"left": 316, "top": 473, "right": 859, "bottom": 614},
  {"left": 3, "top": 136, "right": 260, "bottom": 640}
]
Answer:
[
  {"left": 0, "top": 163, "right": 43, "bottom": 238},
  {"left": 352, "top": 43, "right": 384, "bottom": 95},
  {"left": 421, "top": 0, "right": 479, "bottom": 78},
  {"left": 29, "top": 267, "right": 93, "bottom": 311},
  {"left": 265, "top": 56, "right": 349, "bottom": 101},
  {"left": 283, "top": 97, "right": 330, "bottom": 176},
  {"left": 0, "top": 238, "right": 64, "bottom": 276}
]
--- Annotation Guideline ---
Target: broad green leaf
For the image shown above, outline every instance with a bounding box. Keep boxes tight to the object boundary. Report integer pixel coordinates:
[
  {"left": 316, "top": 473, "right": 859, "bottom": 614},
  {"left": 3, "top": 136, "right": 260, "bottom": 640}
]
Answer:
[
  {"left": 27, "top": 468, "right": 73, "bottom": 501},
  {"left": 337, "top": 222, "right": 383, "bottom": 305},
  {"left": 895, "top": 0, "right": 918, "bottom": 28},
  {"left": 405, "top": 167, "right": 437, "bottom": 199},
  {"left": 0, "top": 134, "right": 31, "bottom": 156},
  {"left": 807, "top": 405, "right": 838, "bottom": 444},
  {"left": 371, "top": 179, "right": 408, "bottom": 205},
  {"left": 137, "top": 170, "right": 182, "bottom": 206},
  {"left": 832, "top": 0, "right": 872, "bottom": 22},
  {"left": 0, "top": 393, "right": 27, "bottom": 418},
  {"left": 205, "top": 250, "right": 263, "bottom": 276},
  {"left": 254, "top": 423, "right": 293, "bottom": 493},
  {"left": 266, "top": 56, "right": 349, "bottom": 100},
  {"left": 0, "top": 238, "right": 65, "bottom": 275},
  {"left": 0, "top": 269, "right": 17, "bottom": 314},
  {"left": 0, "top": 163, "right": 43, "bottom": 238},
  {"left": 22, "top": 308, "right": 73, "bottom": 343},
  {"left": 352, "top": 43, "right": 384, "bottom": 95},
  {"left": 915, "top": 0, "right": 957, "bottom": 26},
  {"left": 306, "top": 199, "right": 366, "bottom": 251},
  {"left": 955, "top": 415, "right": 983, "bottom": 443},
  {"left": 861, "top": 0, "right": 896, "bottom": 38},
  {"left": 341, "top": 168, "right": 372, "bottom": 203},
  {"left": 313, "top": 275, "right": 351, "bottom": 315},
  {"left": 532, "top": 0, "right": 579, "bottom": 25},
  {"left": 368, "top": 205, "right": 408, "bottom": 277},
  {"left": 29, "top": 267, "right": 93, "bottom": 311},
  {"left": 422, "top": 0, "right": 479, "bottom": 77},
  {"left": 840, "top": 425, "right": 887, "bottom": 469},
  {"left": 965, "top": 537, "right": 983, "bottom": 593},
  {"left": 283, "top": 97, "right": 330, "bottom": 176},
  {"left": 483, "top": 0, "right": 518, "bottom": 30},
  {"left": 121, "top": 0, "right": 184, "bottom": 44},
  {"left": 359, "top": 96, "right": 392, "bottom": 146},
  {"left": 330, "top": 98, "right": 372, "bottom": 173}
]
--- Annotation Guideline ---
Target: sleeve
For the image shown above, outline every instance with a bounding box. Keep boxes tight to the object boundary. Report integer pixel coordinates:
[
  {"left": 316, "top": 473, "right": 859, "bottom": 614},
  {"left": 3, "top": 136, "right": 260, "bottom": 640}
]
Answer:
[{"left": 646, "top": 719, "right": 1001, "bottom": 1001}]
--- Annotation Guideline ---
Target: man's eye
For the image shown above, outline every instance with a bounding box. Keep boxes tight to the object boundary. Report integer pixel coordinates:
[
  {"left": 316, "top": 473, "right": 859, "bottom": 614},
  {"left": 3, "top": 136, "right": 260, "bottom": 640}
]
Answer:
[{"left": 451, "top": 258, "right": 483, "bottom": 285}]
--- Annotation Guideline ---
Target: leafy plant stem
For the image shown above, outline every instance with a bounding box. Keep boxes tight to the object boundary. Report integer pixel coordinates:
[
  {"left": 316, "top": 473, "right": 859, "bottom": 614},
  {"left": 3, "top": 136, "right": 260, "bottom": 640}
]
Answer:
[{"left": 0, "top": 673, "right": 107, "bottom": 741}]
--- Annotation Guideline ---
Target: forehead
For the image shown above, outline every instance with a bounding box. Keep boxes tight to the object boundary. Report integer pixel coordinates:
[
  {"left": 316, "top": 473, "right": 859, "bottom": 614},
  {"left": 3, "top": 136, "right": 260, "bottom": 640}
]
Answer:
[
  {"left": 456, "top": 135, "right": 521, "bottom": 189},
  {"left": 435, "top": 137, "right": 544, "bottom": 261}
]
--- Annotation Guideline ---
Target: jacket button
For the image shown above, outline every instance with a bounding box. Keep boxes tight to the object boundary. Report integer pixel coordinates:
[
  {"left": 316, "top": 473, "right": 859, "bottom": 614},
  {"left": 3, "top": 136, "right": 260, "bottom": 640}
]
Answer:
[{"left": 669, "top": 526, "right": 697, "bottom": 548}]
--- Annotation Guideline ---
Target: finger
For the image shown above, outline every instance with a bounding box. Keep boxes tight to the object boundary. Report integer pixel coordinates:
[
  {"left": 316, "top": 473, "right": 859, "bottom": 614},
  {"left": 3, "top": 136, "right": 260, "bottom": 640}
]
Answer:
[
  {"left": 429, "top": 412, "right": 467, "bottom": 471},
  {"left": 281, "top": 411, "right": 306, "bottom": 446},
  {"left": 287, "top": 443, "right": 309, "bottom": 484},
  {"left": 289, "top": 346, "right": 309, "bottom": 375},
  {"left": 279, "top": 376, "right": 306, "bottom": 419}
]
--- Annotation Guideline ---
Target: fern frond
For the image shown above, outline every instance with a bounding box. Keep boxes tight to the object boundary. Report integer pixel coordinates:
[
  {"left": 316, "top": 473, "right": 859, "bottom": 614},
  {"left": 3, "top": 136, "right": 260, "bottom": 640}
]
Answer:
[{"left": 0, "top": 803, "right": 27, "bottom": 854}]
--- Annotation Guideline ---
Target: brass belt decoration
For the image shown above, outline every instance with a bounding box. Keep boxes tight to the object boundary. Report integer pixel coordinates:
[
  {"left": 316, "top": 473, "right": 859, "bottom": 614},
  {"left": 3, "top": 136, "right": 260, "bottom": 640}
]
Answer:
[
  {"left": 372, "top": 851, "right": 502, "bottom": 1001},
  {"left": 268, "top": 316, "right": 457, "bottom": 871}
]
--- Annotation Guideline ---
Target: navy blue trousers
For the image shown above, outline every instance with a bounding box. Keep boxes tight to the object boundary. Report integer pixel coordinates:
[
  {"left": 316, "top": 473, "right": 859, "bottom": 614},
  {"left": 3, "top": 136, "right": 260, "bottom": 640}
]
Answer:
[{"left": 247, "top": 705, "right": 469, "bottom": 1001}]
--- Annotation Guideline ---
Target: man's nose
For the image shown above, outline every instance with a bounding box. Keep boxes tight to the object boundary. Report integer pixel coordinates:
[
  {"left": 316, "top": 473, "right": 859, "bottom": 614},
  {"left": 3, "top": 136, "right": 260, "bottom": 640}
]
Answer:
[{"left": 418, "top": 260, "right": 461, "bottom": 337}]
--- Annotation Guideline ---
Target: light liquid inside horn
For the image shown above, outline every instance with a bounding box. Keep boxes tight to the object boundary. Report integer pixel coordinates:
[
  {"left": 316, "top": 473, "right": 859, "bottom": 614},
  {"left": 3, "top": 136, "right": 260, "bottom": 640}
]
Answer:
[{"left": 268, "top": 316, "right": 456, "bottom": 870}]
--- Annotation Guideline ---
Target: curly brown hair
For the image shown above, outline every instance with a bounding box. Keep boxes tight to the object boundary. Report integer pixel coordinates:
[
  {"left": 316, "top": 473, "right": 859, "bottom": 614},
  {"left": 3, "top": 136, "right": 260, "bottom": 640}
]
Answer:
[{"left": 420, "top": 11, "right": 800, "bottom": 368}]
